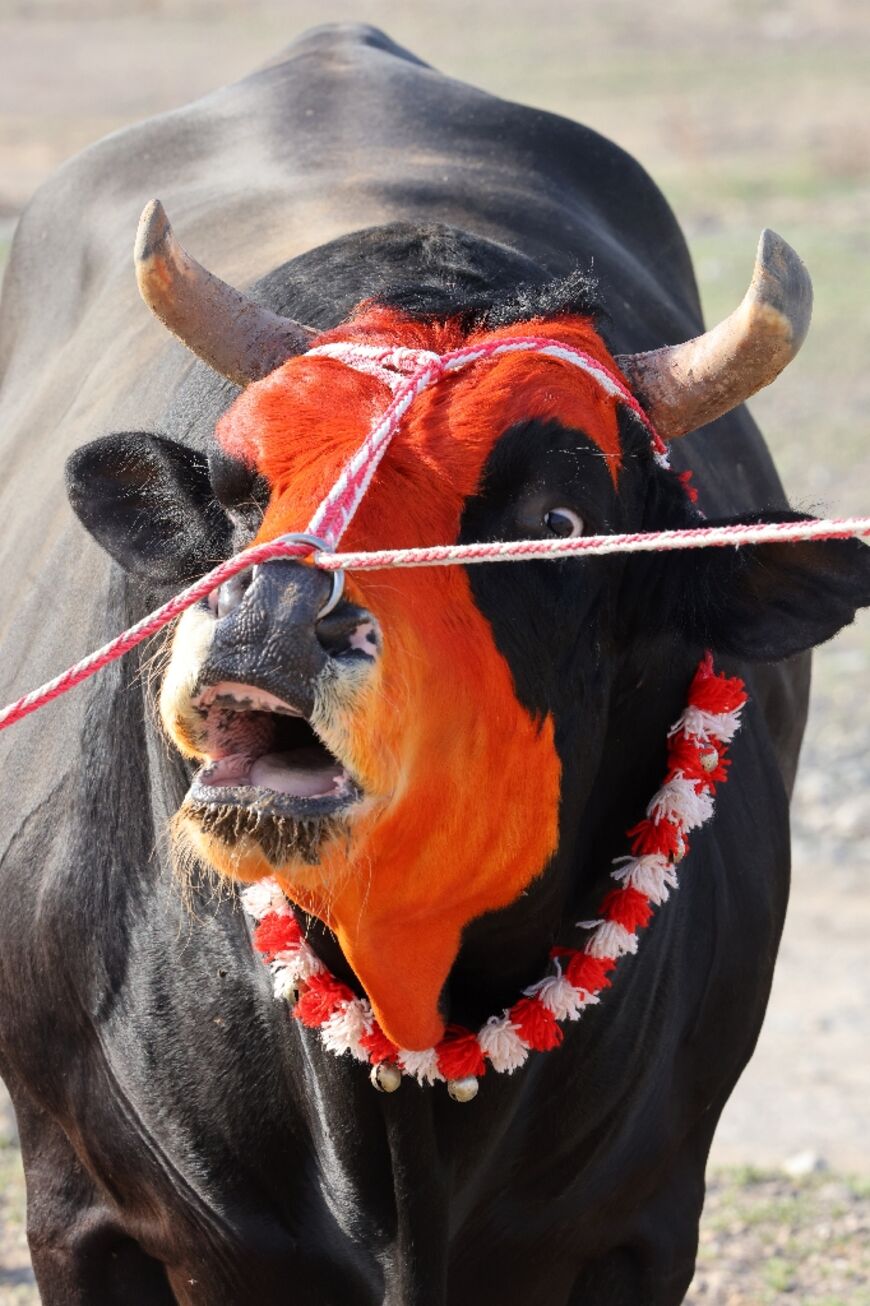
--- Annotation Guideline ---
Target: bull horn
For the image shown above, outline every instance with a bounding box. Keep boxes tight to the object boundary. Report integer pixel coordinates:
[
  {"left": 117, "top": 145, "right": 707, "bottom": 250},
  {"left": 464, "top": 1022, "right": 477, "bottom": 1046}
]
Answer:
[
  {"left": 134, "top": 199, "right": 317, "bottom": 387},
  {"left": 616, "top": 229, "right": 812, "bottom": 440}
]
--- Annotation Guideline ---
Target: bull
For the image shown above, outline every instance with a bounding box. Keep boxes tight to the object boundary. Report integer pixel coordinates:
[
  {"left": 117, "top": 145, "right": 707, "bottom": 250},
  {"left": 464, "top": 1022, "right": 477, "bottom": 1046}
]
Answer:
[{"left": 1, "top": 24, "right": 868, "bottom": 1306}]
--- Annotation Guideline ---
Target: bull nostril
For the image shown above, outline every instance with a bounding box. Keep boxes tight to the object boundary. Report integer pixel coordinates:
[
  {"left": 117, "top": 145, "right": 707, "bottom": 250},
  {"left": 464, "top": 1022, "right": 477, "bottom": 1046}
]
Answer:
[
  {"left": 317, "top": 607, "right": 381, "bottom": 660},
  {"left": 208, "top": 567, "right": 255, "bottom": 619}
]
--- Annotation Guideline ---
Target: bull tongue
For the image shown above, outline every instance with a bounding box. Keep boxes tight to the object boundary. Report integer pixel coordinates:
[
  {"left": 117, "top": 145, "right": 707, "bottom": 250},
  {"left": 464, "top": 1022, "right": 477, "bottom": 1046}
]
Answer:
[
  {"left": 249, "top": 749, "right": 345, "bottom": 798},
  {"left": 200, "top": 748, "right": 347, "bottom": 798}
]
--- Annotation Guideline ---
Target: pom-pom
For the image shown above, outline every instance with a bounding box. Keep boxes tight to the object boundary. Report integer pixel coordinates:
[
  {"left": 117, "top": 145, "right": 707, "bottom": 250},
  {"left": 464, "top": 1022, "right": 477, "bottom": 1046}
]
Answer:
[
  {"left": 320, "top": 999, "right": 371, "bottom": 1061},
  {"left": 610, "top": 855, "right": 679, "bottom": 905},
  {"left": 276, "top": 939, "right": 326, "bottom": 982},
  {"left": 671, "top": 705, "right": 743, "bottom": 744},
  {"left": 599, "top": 886, "right": 653, "bottom": 932},
  {"left": 478, "top": 1016, "right": 529, "bottom": 1073},
  {"left": 647, "top": 775, "right": 714, "bottom": 832},
  {"left": 397, "top": 1047, "right": 443, "bottom": 1085},
  {"left": 627, "top": 816, "right": 687, "bottom": 860},
  {"left": 294, "top": 973, "right": 355, "bottom": 1027},
  {"left": 584, "top": 921, "right": 638, "bottom": 959},
  {"left": 253, "top": 911, "right": 302, "bottom": 959},
  {"left": 565, "top": 952, "right": 614, "bottom": 995},
  {"left": 509, "top": 997, "right": 563, "bottom": 1052},
  {"left": 525, "top": 974, "right": 586, "bottom": 1021},
  {"left": 688, "top": 664, "right": 747, "bottom": 717},
  {"left": 436, "top": 1030, "right": 486, "bottom": 1080},
  {"left": 360, "top": 1023, "right": 399, "bottom": 1066},
  {"left": 240, "top": 877, "right": 290, "bottom": 920}
]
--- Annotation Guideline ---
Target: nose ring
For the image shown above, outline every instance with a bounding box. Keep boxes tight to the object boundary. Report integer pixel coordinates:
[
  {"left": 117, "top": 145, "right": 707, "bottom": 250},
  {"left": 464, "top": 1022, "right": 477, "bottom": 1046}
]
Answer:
[{"left": 266, "top": 532, "right": 346, "bottom": 619}]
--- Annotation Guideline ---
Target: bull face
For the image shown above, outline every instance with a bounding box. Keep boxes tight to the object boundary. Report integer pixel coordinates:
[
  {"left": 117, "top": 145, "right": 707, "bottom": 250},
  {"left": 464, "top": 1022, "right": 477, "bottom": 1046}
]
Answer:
[
  {"left": 155, "top": 313, "right": 629, "bottom": 1049},
  {"left": 68, "top": 298, "right": 870, "bottom": 1053}
]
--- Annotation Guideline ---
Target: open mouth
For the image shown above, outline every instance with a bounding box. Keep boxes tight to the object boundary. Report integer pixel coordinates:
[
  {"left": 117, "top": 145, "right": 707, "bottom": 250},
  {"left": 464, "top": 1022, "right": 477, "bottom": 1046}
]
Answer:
[{"left": 186, "top": 681, "right": 362, "bottom": 821}]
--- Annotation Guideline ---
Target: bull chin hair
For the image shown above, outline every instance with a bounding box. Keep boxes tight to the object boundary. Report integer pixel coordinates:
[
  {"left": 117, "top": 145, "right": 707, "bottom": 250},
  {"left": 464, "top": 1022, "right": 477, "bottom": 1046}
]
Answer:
[{"left": 175, "top": 799, "right": 346, "bottom": 869}]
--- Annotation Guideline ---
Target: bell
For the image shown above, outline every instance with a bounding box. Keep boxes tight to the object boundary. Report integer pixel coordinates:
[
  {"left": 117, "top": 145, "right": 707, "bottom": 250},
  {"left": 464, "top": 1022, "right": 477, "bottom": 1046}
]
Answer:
[
  {"left": 447, "top": 1076, "right": 479, "bottom": 1103},
  {"left": 370, "top": 1062, "right": 402, "bottom": 1093},
  {"left": 700, "top": 748, "right": 719, "bottom": 774}
]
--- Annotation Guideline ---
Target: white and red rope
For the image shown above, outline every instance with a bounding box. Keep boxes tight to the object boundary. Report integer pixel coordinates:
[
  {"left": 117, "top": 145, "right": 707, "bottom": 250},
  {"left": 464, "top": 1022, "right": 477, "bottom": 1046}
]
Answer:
[
  {"left": 1, "top": 510, "right": 867, "bottom": 733},
  {"left": 242, "top": 653, "right": 747, "bottom": 1087},
  {"left": 1, "top": 332, "right": 868, "bottom": 734},
  {"left": 305, "top": 335, "right": 668, "bottom": 548},
  {"left": 317, "top": 515, "right": 870, "bottom": 572}
]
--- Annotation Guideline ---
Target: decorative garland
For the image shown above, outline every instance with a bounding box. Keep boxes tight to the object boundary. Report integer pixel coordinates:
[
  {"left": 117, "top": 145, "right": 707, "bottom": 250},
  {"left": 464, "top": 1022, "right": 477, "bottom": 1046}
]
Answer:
[{"left": 241, "top": 652, "right": 747, "bottom": 1100}]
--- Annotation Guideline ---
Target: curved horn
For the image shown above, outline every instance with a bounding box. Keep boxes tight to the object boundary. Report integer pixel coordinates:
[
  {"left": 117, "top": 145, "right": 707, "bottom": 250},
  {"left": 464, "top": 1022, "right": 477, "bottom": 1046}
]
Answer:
[
  {"left": 616, "top": 229, "right": 813, "bottom": 440},
  {"left": 134, "top": 199, "right": 316, "bottom": 387}
]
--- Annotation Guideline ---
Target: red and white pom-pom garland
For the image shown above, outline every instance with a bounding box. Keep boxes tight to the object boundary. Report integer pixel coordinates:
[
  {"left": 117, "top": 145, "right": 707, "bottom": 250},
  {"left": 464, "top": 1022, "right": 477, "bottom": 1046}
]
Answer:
[{"left": 241, "top": 654, "right": 747, "bottom": 1094}]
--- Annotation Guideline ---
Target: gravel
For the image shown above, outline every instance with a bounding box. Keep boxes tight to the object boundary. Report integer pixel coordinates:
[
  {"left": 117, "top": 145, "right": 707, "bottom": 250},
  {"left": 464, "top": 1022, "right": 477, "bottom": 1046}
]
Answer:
[
  {"left": 0, "top": 1144, "right": 34, "bottom": 1304},
  {"left": 687, "top": 1169, "right": 870, "bottom": 1305}
]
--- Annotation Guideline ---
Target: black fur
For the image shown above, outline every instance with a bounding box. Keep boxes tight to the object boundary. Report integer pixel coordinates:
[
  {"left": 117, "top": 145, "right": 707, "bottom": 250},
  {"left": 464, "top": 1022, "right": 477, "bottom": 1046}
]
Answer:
[
  {"left": 66, "top": 432, "right": 231, "bottom": 585},
  {"left": 373, "top": 257, "right": 602, "bottom": 332},
  {"left": 251, "top": 223, "right": 566, "bottom": 334}
]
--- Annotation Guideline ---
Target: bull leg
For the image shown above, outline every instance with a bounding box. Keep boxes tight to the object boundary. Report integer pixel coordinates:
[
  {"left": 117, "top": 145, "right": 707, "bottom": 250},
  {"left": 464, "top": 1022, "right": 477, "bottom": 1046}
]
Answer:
[{"left": 8, "top": 1081, "right": 176, "bottom": 1306}]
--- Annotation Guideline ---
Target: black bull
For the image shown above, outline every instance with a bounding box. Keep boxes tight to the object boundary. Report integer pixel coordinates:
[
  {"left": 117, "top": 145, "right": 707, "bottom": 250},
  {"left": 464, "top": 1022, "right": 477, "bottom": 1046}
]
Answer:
[{"left": 1, "top": 24, "right": 868, "bottom": 1306}]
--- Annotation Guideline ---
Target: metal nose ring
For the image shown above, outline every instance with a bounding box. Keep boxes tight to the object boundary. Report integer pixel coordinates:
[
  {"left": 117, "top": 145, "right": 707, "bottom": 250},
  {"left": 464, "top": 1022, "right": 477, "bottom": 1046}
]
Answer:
[{"left": 261, "top": 532, "right": 345, "bottom": 619}]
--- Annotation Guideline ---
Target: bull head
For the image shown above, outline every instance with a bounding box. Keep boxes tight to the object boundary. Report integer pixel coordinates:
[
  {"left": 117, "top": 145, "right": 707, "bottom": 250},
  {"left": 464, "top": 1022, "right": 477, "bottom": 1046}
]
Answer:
[{"left": 66, "top": 204, "right": 870, "bottom": 1053}]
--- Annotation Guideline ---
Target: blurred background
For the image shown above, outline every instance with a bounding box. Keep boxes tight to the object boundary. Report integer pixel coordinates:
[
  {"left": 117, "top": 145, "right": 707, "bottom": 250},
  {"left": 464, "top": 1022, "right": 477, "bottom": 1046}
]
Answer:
[{"left": 0, "top": 1, "right": 868, "bottom": 1301}]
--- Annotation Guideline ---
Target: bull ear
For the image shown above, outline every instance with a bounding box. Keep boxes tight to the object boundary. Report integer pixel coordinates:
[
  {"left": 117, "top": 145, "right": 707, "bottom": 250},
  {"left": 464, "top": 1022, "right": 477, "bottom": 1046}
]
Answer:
[
  {"left": 66, "top": 432, "right": 231, "bottom": 586},
  {"left": 668, "top": 512, "right": 870, "bottom": 661}
]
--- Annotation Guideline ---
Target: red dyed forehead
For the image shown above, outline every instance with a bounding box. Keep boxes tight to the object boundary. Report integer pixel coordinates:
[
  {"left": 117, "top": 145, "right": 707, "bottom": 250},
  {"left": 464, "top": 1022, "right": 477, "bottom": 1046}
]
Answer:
[{"left": 215, "top": 310, "right": 627, "bottom": 553}]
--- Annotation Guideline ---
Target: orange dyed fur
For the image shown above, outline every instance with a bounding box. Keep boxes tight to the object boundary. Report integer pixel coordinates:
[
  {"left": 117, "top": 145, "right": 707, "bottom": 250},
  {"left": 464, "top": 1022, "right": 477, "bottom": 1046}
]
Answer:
[{"left": 211, "top": 311, "right": 626, "bottom": 1049}]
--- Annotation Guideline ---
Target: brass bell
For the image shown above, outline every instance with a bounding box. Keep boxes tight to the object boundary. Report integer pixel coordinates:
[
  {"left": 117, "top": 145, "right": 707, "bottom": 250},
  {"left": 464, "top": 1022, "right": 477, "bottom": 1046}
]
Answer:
[
  {"left": 700, "top": 748, "right": 719, "bottom": 774},
  {"left": 447, "top": 1076, "right": 479, "bottom": 1103},
  {"left": 370, "top": 1062, "right": 402, "bottom": 1093}
]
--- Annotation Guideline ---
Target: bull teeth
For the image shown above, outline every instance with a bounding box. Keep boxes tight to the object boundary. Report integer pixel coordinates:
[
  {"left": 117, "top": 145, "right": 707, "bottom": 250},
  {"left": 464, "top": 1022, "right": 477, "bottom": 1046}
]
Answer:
[
  {"left": 192, "top": 682, "right": 305, "bottom": 717},
  {"left": 210, "top": 694, "right": 298, "bottom": 715}
]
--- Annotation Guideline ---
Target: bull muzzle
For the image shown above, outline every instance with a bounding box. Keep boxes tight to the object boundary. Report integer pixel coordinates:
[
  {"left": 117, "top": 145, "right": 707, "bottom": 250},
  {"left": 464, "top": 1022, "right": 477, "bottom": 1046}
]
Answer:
[{"left": 197, "top": 558, "right": 377, "bottom": 716}]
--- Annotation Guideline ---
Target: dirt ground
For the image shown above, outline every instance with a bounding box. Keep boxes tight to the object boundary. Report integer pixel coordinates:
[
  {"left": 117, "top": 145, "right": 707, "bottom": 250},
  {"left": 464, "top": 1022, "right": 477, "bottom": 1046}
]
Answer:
[{"left": 1, "top": 2, "right": 869, "bottom": 1301}]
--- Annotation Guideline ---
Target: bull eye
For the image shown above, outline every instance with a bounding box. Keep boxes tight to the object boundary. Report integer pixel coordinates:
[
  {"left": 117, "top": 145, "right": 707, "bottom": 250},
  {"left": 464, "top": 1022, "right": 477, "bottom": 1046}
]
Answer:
[{"left": 543, "top": 507, "right": 584, "bottom": 538}]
